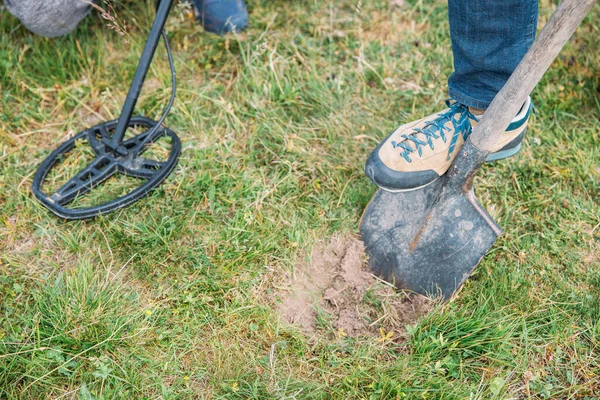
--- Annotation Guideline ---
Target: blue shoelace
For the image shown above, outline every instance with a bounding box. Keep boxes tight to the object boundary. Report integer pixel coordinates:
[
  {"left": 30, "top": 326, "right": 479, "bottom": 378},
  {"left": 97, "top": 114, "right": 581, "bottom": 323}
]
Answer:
[{"left": 391, "top": 100, "right": 479, "bottom": 162}]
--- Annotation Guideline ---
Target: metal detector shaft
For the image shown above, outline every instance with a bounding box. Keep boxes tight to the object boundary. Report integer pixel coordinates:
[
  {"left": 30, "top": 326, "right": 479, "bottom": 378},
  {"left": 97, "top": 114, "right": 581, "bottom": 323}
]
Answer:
[{"left": 109, "top": 0, "right": 174, "bottom": 149}]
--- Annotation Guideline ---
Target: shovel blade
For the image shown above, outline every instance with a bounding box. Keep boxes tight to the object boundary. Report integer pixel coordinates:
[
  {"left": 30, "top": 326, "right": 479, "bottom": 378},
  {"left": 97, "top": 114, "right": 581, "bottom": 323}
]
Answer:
[{"left": 360, "top": 180, "right": 502, "bottom": 299}]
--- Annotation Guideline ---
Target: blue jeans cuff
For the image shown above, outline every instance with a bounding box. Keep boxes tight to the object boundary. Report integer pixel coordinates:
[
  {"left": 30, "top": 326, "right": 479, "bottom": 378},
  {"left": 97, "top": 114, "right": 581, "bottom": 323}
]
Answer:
[{"left": 448, "top": 88, "right": 491, "bottom": 110}]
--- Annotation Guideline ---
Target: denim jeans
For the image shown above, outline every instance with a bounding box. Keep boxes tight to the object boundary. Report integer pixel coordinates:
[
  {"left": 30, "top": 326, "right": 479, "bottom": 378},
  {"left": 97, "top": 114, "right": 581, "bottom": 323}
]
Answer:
[{"left": 448, "top": 0, "right": 539, "bottom": 109}]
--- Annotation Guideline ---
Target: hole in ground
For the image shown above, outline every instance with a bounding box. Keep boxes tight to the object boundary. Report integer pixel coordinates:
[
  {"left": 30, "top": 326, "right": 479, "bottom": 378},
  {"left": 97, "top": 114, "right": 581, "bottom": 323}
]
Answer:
[{"left": 277, "top": 236, "right": 435, "bottom": 339}]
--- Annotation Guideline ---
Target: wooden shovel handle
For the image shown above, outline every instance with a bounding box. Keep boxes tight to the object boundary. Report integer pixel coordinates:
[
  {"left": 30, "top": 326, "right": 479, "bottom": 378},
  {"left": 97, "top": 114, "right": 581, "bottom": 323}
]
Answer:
[{"left": 469, "top": 0, "right": 597, "bottom": 152}]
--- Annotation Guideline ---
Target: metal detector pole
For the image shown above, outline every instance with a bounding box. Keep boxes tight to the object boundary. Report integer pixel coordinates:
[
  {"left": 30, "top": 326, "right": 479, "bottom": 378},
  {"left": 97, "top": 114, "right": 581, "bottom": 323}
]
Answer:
[{"left": 108, "top": 0, "right": 174, "bottom": 150}]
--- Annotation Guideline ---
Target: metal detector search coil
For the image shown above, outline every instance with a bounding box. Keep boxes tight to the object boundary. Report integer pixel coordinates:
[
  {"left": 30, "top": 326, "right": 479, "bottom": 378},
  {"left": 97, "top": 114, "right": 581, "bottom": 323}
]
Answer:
[
  {"left": 32, "top": 117, "right": 181, "bottom": 219},
  {"left": 32, "top": 0, "right": 180, "bottom": 220}
]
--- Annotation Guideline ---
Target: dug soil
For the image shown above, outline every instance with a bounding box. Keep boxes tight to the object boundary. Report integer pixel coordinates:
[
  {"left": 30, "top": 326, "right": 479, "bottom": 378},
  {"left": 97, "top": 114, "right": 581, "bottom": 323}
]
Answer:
[{"left": 278, "top": 236, "right": 433, "bottom": 339}]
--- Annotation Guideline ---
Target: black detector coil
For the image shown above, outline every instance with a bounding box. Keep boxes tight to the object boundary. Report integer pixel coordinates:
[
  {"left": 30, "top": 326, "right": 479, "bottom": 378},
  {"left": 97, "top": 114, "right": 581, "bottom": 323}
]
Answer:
[{"left": 32, "top": 0, "right": 180, "bottom": 220}]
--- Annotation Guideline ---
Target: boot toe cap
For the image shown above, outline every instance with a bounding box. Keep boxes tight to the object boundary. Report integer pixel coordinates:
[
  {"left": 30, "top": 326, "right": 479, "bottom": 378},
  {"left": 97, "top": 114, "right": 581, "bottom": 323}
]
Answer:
[{"left": 364, "top": 150, "right": 439, "bottom": 192}]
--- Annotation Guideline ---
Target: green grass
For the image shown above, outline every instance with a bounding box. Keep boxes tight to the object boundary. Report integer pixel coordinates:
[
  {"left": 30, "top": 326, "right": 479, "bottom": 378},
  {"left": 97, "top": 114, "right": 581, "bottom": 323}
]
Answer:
[{"left": 1, "top": 0, "right": 599, "bottom": 398}]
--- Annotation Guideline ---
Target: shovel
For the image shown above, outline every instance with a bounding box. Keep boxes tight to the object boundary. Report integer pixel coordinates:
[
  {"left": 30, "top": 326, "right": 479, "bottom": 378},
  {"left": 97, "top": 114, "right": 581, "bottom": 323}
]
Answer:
[{"left": 359, "top": 0, "right": 597, "bottom": 299}]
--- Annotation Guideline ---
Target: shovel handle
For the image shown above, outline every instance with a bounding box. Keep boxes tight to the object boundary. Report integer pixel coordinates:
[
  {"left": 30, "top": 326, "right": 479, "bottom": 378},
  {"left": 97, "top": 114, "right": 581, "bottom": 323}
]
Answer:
[{"left": 469, "top": 0, "right": 596, "bottom": 153}]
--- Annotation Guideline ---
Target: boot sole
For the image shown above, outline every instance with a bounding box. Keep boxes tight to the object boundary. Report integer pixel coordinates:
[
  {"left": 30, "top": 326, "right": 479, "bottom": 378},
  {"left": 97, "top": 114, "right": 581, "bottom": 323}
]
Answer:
[
  {"left": 485, "top": 128, "right": 526, "bottom": 162},
  {"left": 485, "top": 143, "right": 522, "bottom": 162}
]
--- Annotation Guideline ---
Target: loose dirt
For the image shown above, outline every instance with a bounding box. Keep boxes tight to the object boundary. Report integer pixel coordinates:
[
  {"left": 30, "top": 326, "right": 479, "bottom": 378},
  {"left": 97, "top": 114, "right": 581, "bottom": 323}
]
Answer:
[{"left": 278, "top": 236, "right": 434, "bottom": 339}]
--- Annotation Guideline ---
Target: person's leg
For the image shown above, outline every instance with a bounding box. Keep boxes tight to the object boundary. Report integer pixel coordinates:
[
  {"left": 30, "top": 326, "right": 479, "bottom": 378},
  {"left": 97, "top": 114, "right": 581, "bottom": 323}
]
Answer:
[
  {"left": 4, "top": 0, "right": 93, "bottom": 38},
  {"left": 448, "top": 0, "right": 539, "bottom": 109},
  {"left": 364, "top": 0, "right": 538, "bottom": 192}
]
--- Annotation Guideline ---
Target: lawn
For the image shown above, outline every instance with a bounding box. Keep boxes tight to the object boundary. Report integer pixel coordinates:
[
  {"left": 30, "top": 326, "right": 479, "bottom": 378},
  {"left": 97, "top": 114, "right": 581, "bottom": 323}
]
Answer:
[{"left": 1, "top": 0, "right": 599, "bottom": 398}]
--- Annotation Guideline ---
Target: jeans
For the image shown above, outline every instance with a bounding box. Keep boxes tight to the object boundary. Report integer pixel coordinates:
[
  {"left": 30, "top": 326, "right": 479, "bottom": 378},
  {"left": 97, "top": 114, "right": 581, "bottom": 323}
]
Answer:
[{"left": 448, "top": 0, "right": 539, "bottom": 109}]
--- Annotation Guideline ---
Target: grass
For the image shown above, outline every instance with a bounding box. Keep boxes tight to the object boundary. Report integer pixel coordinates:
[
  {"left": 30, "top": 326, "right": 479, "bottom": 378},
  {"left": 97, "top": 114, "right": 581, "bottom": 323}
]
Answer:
[{"left": 1, "top": 0, "right": 599, "bottom": 398}]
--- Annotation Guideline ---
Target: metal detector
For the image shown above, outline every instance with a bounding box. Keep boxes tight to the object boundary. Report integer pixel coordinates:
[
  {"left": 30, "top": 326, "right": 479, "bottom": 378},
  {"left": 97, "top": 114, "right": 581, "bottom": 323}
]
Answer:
[{"left": 32, "top": 0, "right": 180, "bottom": 219}]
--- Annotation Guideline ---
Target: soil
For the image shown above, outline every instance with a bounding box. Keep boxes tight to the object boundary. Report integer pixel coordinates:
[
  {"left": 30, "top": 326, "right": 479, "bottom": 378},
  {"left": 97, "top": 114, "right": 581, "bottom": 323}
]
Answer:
[{"left": 278, "top": 236, "right": 433, "bottom": 339}]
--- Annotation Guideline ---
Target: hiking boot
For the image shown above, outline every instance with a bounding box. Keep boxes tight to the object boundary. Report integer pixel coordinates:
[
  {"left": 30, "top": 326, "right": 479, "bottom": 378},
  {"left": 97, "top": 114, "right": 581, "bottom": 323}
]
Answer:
[
  {"left": 364, "top": 97, "right": 532, "bottom": 192},
  {"left": 192, "top": 0, "right": 248, "bottom": 35}
]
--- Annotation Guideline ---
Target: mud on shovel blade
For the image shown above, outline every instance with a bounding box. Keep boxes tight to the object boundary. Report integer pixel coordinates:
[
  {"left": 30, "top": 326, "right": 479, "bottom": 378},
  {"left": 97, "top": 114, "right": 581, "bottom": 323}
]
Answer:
[{"left": 360, "top": 0, "right": 597, "bottom": 299}]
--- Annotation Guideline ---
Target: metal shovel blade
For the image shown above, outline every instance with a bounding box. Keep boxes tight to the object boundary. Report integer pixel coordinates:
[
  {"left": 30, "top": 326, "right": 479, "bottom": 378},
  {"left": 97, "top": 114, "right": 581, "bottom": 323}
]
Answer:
[{"left": 360, "top": 145, "right": 502, "bottom": 299}]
